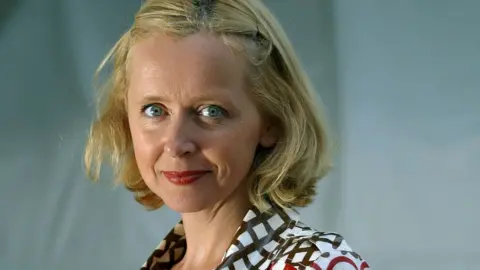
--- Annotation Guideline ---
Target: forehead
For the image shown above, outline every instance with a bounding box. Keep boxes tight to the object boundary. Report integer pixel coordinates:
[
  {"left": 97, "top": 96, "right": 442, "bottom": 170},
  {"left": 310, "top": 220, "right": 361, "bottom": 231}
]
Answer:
[{"left": 127, "top": 32, "right": 247, "bottom": 93}]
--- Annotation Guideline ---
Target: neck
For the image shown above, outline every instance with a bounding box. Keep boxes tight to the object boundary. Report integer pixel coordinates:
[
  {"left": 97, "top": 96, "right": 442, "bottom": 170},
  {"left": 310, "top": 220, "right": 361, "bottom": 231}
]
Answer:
[{"left": 178, "top": 188, "right": 252, "bottom": 268}]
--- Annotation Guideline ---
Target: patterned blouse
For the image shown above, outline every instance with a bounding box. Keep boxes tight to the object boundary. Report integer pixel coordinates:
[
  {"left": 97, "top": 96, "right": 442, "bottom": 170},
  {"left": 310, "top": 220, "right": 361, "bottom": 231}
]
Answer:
[{"left": 141, "top": 203, "right": 370, "bottom": 269}]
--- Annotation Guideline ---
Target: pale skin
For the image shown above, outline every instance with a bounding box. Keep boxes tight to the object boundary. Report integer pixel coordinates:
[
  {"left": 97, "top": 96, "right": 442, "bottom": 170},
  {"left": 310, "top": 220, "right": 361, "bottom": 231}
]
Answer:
[{"left": 127, "top": 32, "right": 277, "bottom": 269}]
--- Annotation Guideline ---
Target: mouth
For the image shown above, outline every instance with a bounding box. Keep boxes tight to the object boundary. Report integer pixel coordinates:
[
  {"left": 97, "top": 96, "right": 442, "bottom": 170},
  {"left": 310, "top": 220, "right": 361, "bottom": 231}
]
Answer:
[{"left": 162, "top": 170, "right": 210, "bottom": 185}]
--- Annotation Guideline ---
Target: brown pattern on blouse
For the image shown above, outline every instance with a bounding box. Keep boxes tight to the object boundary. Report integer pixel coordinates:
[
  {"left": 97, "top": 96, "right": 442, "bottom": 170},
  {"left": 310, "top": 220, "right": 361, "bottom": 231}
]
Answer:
[{"left": 141, "top": 203, "right": 369, "bottom": 269}]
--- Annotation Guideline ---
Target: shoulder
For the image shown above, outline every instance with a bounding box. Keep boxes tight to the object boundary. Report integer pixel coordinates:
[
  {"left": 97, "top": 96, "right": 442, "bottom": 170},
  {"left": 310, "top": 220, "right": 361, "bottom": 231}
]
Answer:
[{"left": 269, "top": 222, "right": 370, "bottom": 270}]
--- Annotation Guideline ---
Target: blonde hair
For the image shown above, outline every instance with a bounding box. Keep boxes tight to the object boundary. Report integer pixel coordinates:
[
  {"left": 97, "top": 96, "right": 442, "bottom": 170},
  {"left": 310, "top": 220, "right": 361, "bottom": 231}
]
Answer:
[{"left": 85, "top": 0, "right": 332, "bottom": 211}]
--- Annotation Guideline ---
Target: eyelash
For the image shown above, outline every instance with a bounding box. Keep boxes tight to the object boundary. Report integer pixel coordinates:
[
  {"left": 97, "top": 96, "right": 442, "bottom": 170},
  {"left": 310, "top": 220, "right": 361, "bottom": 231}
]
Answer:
[
  {"left": 140, "top": 104, "right": 166, "bottom": 118},
  {"left": 140, "top": 104, "right": 229, "bottom": 120}
]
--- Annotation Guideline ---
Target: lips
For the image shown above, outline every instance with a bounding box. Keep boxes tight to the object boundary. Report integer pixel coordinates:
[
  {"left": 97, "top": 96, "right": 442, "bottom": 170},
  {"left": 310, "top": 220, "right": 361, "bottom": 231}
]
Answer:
[{"left": 162, "top": 170, "right": 209, "bottom": 185}]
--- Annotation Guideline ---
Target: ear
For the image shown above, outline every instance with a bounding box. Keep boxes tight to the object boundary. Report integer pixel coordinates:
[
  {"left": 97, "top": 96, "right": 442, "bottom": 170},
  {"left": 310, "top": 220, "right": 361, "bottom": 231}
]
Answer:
[{"left": 259, "top": 123, "right": 279, "bottom": 148}]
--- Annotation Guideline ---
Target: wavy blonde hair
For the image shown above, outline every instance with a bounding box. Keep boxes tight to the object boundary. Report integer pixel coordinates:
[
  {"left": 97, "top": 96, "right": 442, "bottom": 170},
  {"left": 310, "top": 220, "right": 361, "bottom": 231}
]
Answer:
[{"left": 85, "top": 0, "right": 332, "bottom": 211}]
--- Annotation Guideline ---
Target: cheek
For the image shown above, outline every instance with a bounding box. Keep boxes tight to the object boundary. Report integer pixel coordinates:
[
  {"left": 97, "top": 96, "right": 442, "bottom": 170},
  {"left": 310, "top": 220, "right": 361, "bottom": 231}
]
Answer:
[
  {"left": 208, "top": 126, "right": 259, "bottom": 181},
  {"left": 129, "top": 121, "right": 161, "bottom": 176}
]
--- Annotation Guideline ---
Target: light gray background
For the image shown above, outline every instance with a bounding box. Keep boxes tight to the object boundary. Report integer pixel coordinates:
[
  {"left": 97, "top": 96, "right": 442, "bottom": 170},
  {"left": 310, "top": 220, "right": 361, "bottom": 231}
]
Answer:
[{"left": 1, "top": 0, "right": 478, "bottom": 269}]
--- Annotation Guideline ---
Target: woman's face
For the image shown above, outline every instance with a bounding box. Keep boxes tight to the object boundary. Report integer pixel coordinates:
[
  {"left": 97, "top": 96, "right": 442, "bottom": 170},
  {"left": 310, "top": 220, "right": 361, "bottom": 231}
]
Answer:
[{"left": 127, "top": 32, "right": 276, "bottom": 213}]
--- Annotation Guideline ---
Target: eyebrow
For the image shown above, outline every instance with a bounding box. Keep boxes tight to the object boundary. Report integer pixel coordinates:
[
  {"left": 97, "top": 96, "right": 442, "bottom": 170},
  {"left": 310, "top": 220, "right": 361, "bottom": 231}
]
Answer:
[{"left": 137, "top": 94, "right": 168, "bottom": 105}]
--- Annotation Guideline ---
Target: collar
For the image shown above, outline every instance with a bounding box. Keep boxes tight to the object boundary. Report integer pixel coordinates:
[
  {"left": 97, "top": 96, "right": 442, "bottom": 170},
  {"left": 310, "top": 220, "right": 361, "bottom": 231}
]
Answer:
[{"left": 142, "top": 202, "right": 301, "bottom": 269}]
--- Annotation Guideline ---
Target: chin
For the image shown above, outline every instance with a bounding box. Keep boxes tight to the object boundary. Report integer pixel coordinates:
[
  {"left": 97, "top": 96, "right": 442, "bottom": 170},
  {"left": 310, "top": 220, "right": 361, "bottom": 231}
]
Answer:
[{"left": 162, "top": 195, "right": 216, "bottom": 213}]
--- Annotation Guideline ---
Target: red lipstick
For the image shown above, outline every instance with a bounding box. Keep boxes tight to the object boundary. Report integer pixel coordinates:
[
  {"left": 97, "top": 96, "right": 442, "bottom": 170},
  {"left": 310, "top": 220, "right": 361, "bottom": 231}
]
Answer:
[{"left": 162, "top": 170, "right": 209, "bottom": 185}]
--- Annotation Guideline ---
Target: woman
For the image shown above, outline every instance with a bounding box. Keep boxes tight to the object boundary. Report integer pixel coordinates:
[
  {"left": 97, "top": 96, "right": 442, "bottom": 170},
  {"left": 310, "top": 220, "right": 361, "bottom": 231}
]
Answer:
[{"left": 85, "top": 0, "right": 370, "bottom": 269}]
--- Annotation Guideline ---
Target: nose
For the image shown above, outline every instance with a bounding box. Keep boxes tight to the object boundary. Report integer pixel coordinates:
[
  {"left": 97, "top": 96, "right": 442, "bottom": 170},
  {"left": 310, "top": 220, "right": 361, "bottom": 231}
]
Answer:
[{"left": 163, "top": 116, "right": 197, "bottom": 158}]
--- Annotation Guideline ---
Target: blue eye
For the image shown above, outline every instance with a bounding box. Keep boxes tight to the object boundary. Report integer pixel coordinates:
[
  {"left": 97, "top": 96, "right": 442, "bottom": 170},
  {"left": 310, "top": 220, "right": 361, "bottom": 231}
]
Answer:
[
  {"left": 143, "top": 104, "right": 164, "bottom": 117},
  {"left": 199, "top": 105, "right": 226, "bottom": 118}
]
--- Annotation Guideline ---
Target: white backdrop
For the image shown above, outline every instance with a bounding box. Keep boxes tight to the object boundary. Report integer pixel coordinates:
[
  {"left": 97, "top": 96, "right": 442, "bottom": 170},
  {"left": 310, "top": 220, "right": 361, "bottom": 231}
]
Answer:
[{"left": 1, "top": 0, "right": 478, "bottom": 269}]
